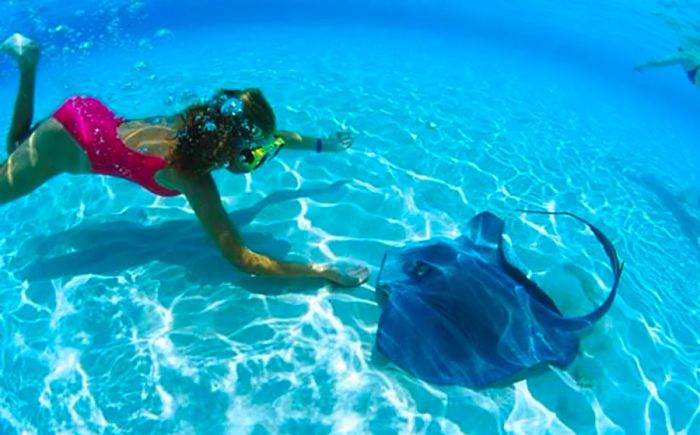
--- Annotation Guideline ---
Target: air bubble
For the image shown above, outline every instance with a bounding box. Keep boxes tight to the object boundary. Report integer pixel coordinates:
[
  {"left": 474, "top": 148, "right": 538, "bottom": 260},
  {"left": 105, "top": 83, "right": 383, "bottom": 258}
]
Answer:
[
  {"left": 154, "top": 29, "right": 175, "bottom": 39},
  {"left": 221, "top": 98, "right": 244, "bottom": 116}
]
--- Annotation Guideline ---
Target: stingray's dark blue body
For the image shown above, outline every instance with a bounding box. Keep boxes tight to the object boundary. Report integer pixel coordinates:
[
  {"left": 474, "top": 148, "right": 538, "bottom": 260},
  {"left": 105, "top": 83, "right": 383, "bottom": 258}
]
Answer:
[{"left": 375, "top": 211, "right": 622, "bottom": 389}]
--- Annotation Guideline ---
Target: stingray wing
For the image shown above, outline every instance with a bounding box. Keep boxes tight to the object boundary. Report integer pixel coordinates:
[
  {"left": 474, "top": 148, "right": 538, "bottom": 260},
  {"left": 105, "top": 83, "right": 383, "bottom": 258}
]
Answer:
[
  {"left": 465, "top": 210, "right": 623, "bottom": 330},
  {"left": 376, "top": 279, "right": 579, "bottom": 388},
  {"left": 462, "top": 211, "right": 563, "bottom": 314},
  {"left": 376, "top": 280, "right": 525, "bottom": 389}
]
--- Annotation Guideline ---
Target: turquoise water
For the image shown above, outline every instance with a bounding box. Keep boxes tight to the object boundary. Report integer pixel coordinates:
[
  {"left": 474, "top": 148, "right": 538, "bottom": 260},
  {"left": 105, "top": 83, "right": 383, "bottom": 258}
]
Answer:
[{"left": 1, "top": 1, "right": 700, "bottom": 433}]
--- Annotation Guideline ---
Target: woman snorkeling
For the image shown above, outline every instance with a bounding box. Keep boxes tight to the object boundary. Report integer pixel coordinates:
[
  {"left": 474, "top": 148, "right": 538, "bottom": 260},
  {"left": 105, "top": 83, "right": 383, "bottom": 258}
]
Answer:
[
  {"left": 635, "top": 44, "right": 700, "bottom": 88},
  {"left": 0, "top": 33, "right": 369, "bottom": 287}
]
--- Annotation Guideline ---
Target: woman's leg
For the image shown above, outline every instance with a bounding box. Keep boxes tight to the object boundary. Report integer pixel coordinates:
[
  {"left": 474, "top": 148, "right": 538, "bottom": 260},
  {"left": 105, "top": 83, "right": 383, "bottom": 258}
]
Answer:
[
  {"left": 0, "top": 120, "right": 71, "bottom": 205},
  {"left": 0, "top": 149, "right": 57, "bottom": 205},
  {"left": 1, "top": 33, "right": 40, "bottom": 154}
]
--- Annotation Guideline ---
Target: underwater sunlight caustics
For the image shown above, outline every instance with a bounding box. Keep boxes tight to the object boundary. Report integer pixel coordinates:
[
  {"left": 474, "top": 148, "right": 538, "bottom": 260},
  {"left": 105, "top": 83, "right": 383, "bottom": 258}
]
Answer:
[{"left": 1, "top": 0, "right": 700, "bottom": 433}]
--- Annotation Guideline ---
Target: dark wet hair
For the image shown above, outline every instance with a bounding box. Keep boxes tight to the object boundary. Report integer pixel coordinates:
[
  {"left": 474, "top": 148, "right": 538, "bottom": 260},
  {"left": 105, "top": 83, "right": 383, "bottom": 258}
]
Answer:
[{"left": 172, "top": 88, "right": 276, "bottom": 174}]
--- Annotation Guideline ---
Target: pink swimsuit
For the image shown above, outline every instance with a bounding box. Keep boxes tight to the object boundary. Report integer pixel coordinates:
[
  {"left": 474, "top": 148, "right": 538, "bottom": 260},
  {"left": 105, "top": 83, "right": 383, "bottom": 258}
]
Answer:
[{"left": 53, "top": 96, "right": 180, "bottom": 197}]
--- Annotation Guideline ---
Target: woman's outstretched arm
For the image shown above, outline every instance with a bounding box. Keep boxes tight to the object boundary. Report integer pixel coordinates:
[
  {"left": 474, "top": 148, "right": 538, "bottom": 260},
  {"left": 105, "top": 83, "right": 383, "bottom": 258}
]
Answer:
[
  {"left": 276, "top": 130, "right": 354, "bottom": 153},
  {"left": 178, "top": 172, "right": 369, "bottom": 287},
  {"left": 634, "top": 55, "right": 683, "bottom": 71}
]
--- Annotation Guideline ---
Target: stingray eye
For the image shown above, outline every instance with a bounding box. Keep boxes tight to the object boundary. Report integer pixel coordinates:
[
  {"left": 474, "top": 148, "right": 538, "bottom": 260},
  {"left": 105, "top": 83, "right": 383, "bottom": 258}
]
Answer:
[{"left": 410, "top": 260, "right": 432, "bottom": 279}]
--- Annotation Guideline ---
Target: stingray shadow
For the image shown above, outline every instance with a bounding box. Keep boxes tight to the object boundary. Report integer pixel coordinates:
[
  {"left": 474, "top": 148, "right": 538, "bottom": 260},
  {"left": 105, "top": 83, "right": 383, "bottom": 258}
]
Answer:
[
  {"left": 18, "top": 181, "right": 349, "bottom": 292},
  {"left": 624, "top": 172, "right": 700, "bottom": 250}
]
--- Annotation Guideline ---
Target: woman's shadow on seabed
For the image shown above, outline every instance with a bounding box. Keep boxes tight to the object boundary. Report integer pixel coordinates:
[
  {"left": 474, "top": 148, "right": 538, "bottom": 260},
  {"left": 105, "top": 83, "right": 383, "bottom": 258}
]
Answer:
[{"left": 18, "top": 181, "right": 350, "bottom": 294}]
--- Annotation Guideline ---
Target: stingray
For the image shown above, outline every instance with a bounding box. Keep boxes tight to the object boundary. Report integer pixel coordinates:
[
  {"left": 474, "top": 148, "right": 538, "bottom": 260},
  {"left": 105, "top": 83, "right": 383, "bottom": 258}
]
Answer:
[{"left": 374, "top": 210, "right": 623, "bottom": 389}]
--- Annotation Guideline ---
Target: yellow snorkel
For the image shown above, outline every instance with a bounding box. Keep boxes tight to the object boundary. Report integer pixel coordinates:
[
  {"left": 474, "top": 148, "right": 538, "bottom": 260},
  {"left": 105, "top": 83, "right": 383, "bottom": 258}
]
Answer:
[{"left": 237, "top": 134, "right": 285, "bottom": 171}]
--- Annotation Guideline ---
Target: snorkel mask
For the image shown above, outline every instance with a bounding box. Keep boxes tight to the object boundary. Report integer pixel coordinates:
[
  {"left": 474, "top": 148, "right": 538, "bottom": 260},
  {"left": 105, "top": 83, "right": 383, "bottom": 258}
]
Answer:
[{"left": 218, "top": 95, "right": 284, "bottom": 172}]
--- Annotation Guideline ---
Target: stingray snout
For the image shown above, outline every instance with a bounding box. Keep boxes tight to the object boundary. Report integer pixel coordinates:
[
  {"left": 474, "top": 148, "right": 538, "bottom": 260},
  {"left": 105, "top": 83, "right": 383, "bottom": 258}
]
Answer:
[{"left": 375, "top": 251, "right": 397, "bottom": 306}]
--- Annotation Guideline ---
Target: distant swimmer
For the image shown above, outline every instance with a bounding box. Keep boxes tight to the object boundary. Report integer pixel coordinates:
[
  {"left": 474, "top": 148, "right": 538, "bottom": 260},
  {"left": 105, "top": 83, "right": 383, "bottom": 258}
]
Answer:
[{"left": 635, "top": 45, "right": 700, "bottom": 88}]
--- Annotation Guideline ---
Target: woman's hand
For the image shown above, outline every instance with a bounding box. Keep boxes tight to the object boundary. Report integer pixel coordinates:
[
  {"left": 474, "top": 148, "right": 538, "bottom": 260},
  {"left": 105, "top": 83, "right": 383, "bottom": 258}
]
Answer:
[
  {"left": 321, "top": 262, "right": 370, "bottom": 287},
  {"left": 320, "top": 131, "right": 354, "bottom": 152}
]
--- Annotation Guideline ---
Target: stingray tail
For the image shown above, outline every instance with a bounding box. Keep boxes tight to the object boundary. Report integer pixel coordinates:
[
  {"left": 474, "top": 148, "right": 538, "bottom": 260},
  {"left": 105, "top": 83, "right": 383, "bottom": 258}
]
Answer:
[{"left": 517, "top": 209, "right": 624, "bottom": 331}]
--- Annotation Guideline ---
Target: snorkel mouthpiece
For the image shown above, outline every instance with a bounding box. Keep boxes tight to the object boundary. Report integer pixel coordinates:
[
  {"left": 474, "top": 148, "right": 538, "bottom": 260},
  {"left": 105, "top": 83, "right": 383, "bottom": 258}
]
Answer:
[{"left": 237, "top": 135, "right": 285, "bottom": 170}]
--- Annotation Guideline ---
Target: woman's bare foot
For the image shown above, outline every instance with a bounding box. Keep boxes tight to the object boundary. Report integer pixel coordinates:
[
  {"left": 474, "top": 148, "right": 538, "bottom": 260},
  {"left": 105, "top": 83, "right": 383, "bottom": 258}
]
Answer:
[{"left": 1, "top": 33, "right": 40, "bottom": 69}]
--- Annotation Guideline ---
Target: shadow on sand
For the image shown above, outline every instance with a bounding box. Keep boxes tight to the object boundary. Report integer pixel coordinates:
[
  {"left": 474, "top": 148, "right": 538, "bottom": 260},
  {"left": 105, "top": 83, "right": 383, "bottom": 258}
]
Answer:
[
  {"left": 624, "top": 171, "right": 700, "bottom": 249},
  {"left": 18, "top": 181, "right": 350, "bottom": 294}
]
